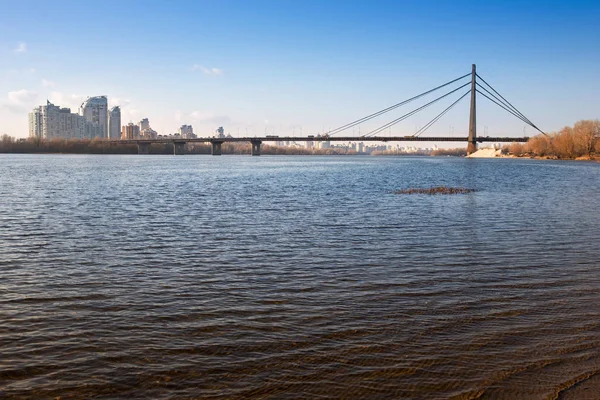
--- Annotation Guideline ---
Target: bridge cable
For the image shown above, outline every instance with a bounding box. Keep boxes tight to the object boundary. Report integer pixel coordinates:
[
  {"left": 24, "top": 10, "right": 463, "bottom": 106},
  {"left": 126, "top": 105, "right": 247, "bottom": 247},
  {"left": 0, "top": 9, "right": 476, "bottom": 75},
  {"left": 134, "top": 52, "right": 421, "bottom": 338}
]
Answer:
[
  {"left": 476, "top": 84, "right": 548, "bottom": 138},
  {"left": 413, "top": 90, "right": 471, "bottom": 138},
  {"left": 476, "top": 74, "right": 547, "bottom": 136},
  {"left": 475, "top": 74, "right": 535, "bottom": 126},
  {"left": 325, "top": 73, "right": 471, "bottom": 136},
  {"left": 475, "top": 82, "right": 535, "bottom": 128},
  {"left": 364, "top": 82, "right": 470, "bottom": 137},
  {"left": 363, "top": 81, "right": 471, "bottom": 137},
  {"left": 475, "top": 89, "right": 540, "bottom": 130},
  {"left": 475, "top": 89, "right": 531, "bottom": 124},
  {"left": 475, "top": 88, "right": 532, "bottom": 126},
  {"left": 475, "top": 83, "right": 548, "bottom": 137}
]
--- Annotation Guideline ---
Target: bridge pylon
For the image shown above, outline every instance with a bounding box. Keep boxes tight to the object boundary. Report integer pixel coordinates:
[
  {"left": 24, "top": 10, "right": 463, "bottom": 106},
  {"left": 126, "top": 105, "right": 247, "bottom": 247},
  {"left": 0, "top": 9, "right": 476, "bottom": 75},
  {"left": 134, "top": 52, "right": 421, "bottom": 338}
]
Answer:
[{"left": 467, "top": 64, "right": 477, "bottom": 155}]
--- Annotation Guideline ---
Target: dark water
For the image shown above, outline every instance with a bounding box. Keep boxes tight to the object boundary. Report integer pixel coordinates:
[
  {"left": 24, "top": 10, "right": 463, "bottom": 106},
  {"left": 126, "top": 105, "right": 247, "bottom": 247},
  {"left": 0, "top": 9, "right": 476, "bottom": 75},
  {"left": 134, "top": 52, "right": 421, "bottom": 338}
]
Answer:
[{"left": 2, "top": 154, "right": 600, "bottom": 399}]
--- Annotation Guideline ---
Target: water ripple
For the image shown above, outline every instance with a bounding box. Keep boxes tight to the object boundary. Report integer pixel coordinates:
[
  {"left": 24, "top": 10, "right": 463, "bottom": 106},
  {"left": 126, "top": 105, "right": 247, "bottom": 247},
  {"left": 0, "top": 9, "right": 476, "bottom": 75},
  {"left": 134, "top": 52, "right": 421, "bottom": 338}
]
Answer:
[{"left": 1, "top": 155, "right": 600, "bottom": 398}]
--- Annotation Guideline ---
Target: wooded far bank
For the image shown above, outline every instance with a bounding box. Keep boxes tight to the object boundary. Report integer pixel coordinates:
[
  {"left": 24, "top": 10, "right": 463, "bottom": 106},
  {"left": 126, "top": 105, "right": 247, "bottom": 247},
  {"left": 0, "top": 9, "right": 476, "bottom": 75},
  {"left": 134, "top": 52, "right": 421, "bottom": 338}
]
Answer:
[{"left": 504, "top": 119, "right": 600, "bottom": 160}]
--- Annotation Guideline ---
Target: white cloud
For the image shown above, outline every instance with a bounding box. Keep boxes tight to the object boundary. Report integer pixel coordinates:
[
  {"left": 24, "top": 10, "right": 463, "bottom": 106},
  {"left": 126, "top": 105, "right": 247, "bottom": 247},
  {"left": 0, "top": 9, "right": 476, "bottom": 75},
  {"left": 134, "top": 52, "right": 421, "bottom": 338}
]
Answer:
[
  {"left": 5, "top": 68, "right": 36, "bottom": 76},
  {"left": 190, "top": 110, "right": 209, "bottom": 119},
  {"left": 190, "top": 110, "right": 231, "bottom": 125},
  {"left": 109, "top": 97, "right": 131, "bottom": 108},
  {"left": 42, "top": 79, "right": 56, "bottom": 87},
  {"left": 2, "top": 89, "right": 38, "bottom": 113},
  {"left": 8, "top": 89, "right": 37, "bottom": 104},
  {"left": 14, "top": 42, "right": 27, "bottom": 53},
  {"left": 174, "top": 110, "right": 183, "bottom": 122},
  {"left": 48, "top": 92, "right": 86, "bottom": 110},
  {"left": 191, "top": 64, "right": 224, "bottom": 75},
  {"left": 126, "top": 108, "right": 139, "bottom": 120}
]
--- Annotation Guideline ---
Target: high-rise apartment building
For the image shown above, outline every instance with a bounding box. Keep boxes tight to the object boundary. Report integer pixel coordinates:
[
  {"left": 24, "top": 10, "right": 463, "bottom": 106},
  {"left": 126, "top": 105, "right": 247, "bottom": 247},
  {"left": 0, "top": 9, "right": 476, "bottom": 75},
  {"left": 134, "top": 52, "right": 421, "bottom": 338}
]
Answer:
[
  {"left": 140, "top": 128, "right": 158, "bottom": 139},
  {"left": 108, "top": 106, "right": 121, "bottom": 140},
  {"left": 80, "top": 96, "right": 108, "bottom": 138},
  {"left": 28, "top": 101, "right": 101, "bottom": 140},
  {"left": 178, "top": 125, "right": 194, "bottom": 138},
  {"left": 121, "top": 123, "right": 140, "bottom": 140},
  {"left": 139, "top": 118, "right": 150, "bottom": 131},
  {"left": 28, "top": 107, "right": 43, "bottom": 138}
]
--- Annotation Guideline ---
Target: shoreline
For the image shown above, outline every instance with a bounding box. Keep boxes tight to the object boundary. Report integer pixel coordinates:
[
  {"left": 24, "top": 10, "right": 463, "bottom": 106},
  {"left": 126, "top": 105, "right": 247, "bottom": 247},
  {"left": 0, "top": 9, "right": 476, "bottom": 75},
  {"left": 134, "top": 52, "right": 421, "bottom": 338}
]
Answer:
[
  {"left": 467, "top": 147, "right": 600, "bottom": 162},
  {"left": 1, "top": 151, "right": 599, "bottom": 161}
]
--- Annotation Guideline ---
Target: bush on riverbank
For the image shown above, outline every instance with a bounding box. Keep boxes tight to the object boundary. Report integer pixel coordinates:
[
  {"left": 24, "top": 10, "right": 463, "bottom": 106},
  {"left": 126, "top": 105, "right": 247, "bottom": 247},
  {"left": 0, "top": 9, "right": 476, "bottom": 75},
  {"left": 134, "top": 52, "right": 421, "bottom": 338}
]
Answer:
[
  {"left": 0, "top": 136, "right": 139, "bottom": 154},
  {"left": 430, "top": 148, "right": 467, "bottom": 157},
  {"left": 504, "top": 119, "right": 600, "bottom": 159}
]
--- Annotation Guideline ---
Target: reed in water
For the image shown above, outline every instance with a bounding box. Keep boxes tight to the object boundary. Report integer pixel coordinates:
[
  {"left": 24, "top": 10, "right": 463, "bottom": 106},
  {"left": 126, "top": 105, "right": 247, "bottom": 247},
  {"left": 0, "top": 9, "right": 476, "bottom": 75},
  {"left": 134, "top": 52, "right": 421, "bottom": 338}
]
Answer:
[{"left": 393, "top": 186, "right": 477, "bottom": 195}]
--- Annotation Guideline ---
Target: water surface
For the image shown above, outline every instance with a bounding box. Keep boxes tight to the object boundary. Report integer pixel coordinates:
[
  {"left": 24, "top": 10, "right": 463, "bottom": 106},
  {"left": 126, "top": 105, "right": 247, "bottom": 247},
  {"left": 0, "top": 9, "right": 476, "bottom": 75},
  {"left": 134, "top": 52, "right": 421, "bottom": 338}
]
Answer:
[{"left": 1, "top": 155, "right": 600, "bottom": 399}]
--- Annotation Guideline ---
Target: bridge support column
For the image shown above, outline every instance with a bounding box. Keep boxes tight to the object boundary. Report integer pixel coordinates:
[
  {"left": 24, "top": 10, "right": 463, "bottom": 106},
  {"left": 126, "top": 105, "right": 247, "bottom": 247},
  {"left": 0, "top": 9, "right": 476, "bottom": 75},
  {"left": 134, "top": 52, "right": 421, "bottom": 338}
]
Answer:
[
  {"left": 173, "top": 141, "right": 186, "bottom": 155},
  {"left": 467, "top": 63, "right": 477, "bottom": 155},
  {"left": 137, "top": 142, "right": 150, "bottom": 155},
  {"left": 251, "top": 140, "right": 261, "bottom": 156},
  {"left": 211, "top": 140, "right": 223, "bottom": 156}
]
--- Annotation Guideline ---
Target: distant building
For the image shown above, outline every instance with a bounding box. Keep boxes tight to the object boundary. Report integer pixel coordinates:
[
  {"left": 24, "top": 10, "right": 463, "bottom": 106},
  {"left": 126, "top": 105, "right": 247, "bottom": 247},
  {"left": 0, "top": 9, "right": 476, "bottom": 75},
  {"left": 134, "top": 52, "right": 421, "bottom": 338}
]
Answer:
[
  {"left": 80, "top": 96, "right": 108, "bottom": 138},
  {"left": 178, "top": 124, "right": 195, "bottom": 139},
  {"left": 108, "top": 106, "right": 121, "bottom": 140},
  {"left": 215, "top": 126, "right": 225, "bottom": 138},
  {"left": 28, "top": 107, "right": 43, "bottom": 138},
  {"left": 121, "top": 123, "right": 140, "bottom": 140},
  {"left": 29, "top": 101, "right": 100, "bottom": 140},
  {"left": 314, "top": 135, "right": 331, "bottom": 150},
  {"left": 139, "top": 118, "right": 150, "bottom": 131},
  {"left": 140, "top": 128, "right": 158, "bottom": 139},
  {"left": 134, "top": 118, "right": 160, "bottom": 138}
]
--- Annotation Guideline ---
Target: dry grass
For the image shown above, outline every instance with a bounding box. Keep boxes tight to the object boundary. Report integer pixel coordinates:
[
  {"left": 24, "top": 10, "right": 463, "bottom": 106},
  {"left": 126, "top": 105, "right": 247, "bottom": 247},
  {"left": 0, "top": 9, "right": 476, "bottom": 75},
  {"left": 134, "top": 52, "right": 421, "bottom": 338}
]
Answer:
[{"left": 393, "top": 186, "right": 477, "bottom": 195}]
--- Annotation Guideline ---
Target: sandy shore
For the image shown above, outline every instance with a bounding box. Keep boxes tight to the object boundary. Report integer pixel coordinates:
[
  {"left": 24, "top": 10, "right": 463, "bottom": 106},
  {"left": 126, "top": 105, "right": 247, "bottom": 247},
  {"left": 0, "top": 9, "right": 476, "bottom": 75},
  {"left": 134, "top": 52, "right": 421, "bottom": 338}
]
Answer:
[{"left": 466, "top": 148, "right": 505, "bottom": 158}]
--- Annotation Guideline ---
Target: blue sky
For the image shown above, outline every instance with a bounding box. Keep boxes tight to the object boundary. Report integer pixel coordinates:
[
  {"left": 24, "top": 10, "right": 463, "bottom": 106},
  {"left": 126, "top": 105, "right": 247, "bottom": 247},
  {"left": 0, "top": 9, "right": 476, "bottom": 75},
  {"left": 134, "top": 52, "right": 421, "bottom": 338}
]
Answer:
[{"left": 1, "top": 0, "right": 599, "bottom": 138}]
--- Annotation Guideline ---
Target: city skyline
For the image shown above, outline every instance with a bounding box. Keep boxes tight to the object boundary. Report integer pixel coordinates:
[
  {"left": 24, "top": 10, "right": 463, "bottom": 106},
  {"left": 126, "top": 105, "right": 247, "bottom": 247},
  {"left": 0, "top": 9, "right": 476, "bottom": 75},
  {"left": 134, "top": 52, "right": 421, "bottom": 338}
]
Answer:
[
  {"left": 28, "top": 95, "right": 203, "bottom": 140},
  {"left": 1, "top": 0, "right": 600, "bottom": 139}
]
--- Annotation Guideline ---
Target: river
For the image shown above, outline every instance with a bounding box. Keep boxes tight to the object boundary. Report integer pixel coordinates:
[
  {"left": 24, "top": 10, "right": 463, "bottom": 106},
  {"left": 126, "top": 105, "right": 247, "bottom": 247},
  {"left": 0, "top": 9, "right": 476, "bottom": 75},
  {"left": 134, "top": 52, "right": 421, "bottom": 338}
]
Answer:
[{"left": 1, "top": 154, "right": 600, "bottom": 399}]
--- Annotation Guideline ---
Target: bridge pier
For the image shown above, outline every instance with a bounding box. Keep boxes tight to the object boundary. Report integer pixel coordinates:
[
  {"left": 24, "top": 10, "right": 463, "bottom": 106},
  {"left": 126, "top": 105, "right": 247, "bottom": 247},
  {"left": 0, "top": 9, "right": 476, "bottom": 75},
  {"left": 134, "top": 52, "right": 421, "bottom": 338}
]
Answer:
[
  {"left": 211, "top": 140, "right": 223, "bottom": 156},
  {"left": 137, "top": 142, "right": 150, "bottom": 155},
  {"left": 251, "top": 140, "right": 261, "bottom": 156},
  {"left": 173, "top": 141, "right": 186, "bottom": 155},
  {"left": 467, "top": 63, "right": 477, "bottom": 155}
]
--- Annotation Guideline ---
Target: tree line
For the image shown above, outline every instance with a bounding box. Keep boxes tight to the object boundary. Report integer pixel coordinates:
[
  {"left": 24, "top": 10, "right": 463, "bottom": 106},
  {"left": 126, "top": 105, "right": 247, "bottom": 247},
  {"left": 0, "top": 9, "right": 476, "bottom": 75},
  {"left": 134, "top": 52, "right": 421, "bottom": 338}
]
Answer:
[
  {"left": 504, "top": 120, "right": 600, "bottom": 159},
  {"left": 0, "top": 136, "right": 358, "bottom": 155}
]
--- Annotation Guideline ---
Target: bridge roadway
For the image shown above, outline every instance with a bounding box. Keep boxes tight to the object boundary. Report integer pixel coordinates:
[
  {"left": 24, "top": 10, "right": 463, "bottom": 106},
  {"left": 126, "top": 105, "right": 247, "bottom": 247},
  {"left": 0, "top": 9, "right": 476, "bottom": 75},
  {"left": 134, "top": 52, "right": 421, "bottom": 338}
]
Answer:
[{"left": 115, "top": 136, "right": 529, "bottom": 155}]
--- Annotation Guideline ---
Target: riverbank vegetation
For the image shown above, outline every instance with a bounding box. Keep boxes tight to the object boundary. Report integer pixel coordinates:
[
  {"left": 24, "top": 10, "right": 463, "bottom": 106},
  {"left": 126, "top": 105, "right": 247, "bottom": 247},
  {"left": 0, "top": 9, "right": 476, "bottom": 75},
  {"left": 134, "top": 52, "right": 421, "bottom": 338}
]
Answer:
[
  {"left": 504, "top": 119, "right": 600, "bottom": 160},
  {"left": 0, "top": 136, "right": 357, "bottom": 155},
  {"left": 430, "top": 148, "right": 467, "bottom": 157},
  {"left": 0, "top": 135, "right": 472, "bottom": 157}
]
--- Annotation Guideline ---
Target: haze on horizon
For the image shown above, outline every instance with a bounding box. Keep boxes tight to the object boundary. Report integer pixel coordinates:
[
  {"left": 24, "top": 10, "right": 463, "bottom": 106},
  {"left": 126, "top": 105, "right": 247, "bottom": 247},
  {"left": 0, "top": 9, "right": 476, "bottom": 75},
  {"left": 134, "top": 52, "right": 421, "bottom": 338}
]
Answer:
[{"left": 1, "top": 0, "right": 599, "bottom": 140}]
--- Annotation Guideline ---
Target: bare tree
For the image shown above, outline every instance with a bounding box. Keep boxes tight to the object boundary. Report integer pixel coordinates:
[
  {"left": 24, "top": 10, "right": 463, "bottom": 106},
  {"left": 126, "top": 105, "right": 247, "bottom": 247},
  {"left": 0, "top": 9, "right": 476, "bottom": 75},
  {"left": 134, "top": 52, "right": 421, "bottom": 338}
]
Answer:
[{"left": 573, "top": 119, "right": 600, "bottom": 157}]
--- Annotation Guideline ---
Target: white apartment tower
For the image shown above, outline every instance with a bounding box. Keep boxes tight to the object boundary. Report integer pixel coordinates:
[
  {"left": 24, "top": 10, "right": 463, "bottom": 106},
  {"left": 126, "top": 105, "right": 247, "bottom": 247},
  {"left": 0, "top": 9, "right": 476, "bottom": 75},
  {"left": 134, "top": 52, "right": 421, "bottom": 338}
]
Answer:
[
  {"left": 108, "top": 106, "right": 121, "bottom": 140},
  {"left": 139, "top": 118, "right": 150, "bottom": 131},
  {"left": 28, "top": 107, "right": 43, "bottom": 138},
  {"left": 29, "top": 101, "right": 100, "bottom": 139},
  {"left": 29, "top": 101, "right": 101, "bottom": 139},
  {"left": 80, "top": 96, "right": 108, "bottom": 138},
  {"left": 178, "top": 124, "right": 194, "bottom": 138}
]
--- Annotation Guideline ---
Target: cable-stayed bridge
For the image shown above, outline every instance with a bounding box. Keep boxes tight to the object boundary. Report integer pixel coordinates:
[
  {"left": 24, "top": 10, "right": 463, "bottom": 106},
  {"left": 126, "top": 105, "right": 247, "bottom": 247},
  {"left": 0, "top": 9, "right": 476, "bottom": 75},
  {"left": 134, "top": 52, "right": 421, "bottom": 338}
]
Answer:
[{"left": 116, "top": 64, "right": 543, "bottom": 155}]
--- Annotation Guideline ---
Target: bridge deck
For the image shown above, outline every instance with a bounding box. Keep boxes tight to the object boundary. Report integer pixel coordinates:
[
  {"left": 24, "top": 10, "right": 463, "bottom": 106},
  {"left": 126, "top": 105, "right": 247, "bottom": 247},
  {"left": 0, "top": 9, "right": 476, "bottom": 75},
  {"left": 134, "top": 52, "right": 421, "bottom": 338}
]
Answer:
[{"left": 115, "top": 136, "right": 529, "bottom": 144}]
